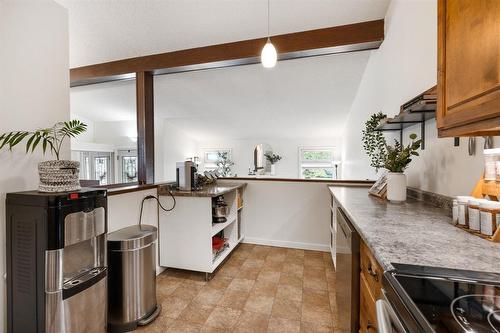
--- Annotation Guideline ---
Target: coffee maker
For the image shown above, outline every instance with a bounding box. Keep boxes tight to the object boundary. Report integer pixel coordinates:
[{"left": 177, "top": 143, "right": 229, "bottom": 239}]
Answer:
[
  {"left": 176, "top": 161, "right": 199, "bottom": 191},
  {"left": 6, "top": 188, "right": 108, "bottom": 333}
]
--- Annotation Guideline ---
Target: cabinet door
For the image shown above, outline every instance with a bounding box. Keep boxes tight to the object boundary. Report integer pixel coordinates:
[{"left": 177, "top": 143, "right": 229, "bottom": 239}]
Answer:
[{"left": 437, "top": 0, "right": 500, "bottom": 137}]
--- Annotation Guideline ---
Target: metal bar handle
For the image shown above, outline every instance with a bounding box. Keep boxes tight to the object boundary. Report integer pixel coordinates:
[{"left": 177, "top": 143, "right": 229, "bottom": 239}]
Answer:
[{"left": 376, "top": 299, "right": 393, "bottom": 333}]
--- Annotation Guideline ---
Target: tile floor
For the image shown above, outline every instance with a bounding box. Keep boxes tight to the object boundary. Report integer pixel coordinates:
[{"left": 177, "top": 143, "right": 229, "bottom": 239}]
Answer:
[{"left": 138, "top": 244, "right": 338, "bottom": 333}]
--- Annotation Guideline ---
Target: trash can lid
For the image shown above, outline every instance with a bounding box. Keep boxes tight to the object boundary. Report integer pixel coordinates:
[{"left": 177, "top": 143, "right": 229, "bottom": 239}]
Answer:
[{"left": 107, "top": 225, "right": 158, "bottom": 251}]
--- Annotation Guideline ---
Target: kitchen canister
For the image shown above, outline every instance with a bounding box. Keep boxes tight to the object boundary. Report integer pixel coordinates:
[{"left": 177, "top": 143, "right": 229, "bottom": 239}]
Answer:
[
  {"left": 457, "top": 196, "right": 473, "bottom": 226},
  {"left": 467, "top": 198, "right": 487, "bottom": 231},
  {"left": 484, "top": 148, "right": 500, "bottom": 181},
  {"left": 479, "top": 200, "right": 500, "bottom": 236},
  {"left": 452, "top": 199, "right": 458, "bottom": 224}
]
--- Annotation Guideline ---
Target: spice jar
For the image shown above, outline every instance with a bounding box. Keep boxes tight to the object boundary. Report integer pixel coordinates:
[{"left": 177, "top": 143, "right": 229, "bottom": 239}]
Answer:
[
  {"left": 452, "top": 199, "right": 458, "bottom": 224},
  {"left": 484, "top": 148, "right": 500, "bottom": 181},
  {"left": 479, "top": 200, "right": 500, "bottom": 236},
  {"left": 457, "top": 196, "right": 473, "bottom": 227},
  {"left": 468, "top": 198, "right": 487, "bottom": 231}
]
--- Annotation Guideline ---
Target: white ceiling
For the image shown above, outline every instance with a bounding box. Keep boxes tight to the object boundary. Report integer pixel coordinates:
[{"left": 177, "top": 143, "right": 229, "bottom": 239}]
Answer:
[
  {"left": 71, "top": 51, "right": 371, "bottom": 141},
  {"left": 55, "top": 0, "right": 390, "bottom": 68}
]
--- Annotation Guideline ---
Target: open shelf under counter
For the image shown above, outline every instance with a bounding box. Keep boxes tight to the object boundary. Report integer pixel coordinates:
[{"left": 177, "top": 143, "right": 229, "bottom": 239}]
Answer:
[{"left": 158, "top": 182, "right": 247, "bottom": 274}]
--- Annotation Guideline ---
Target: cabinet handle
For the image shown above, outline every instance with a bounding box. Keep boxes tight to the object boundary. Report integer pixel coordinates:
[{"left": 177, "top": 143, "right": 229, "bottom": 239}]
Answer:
[{"left": 367, "top": 263, "right": 378, "bottom": 281}]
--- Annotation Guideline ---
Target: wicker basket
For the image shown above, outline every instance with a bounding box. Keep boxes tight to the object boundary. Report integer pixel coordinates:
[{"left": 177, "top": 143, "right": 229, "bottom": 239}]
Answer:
[{"left": 38, "top": 160, "right": 81, "bottom": 192}]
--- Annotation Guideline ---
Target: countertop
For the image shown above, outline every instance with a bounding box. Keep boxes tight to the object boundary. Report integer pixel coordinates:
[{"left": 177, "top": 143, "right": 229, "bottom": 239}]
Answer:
[
  {"left": 158, "top": 183, "right": 247, "bottom": 197},
  {"left": 329, "top": 186, "right": 500, "bottom": 274}
]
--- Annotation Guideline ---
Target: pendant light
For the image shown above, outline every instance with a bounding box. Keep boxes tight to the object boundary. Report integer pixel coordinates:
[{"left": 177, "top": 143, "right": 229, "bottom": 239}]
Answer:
[{"left": 261, "top": 0, "right": 277, "bottom": 68}]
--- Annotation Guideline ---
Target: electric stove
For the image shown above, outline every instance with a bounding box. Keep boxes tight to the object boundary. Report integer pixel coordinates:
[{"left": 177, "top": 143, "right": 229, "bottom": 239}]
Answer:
[{"left": 381, "top": 263, "right": 500, "bottom": 333}]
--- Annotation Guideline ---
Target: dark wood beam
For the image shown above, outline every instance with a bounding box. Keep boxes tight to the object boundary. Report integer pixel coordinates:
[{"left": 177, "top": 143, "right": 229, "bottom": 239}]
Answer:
[
  {"left": 71, "top": 19, "right": 384, "bottom": 86},
  {"left": 136, "top": 71, "right": 154, "bottom": 184}
]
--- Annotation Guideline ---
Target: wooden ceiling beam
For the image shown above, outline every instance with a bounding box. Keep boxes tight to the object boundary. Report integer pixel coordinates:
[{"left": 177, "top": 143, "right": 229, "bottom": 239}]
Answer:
[{"left": 70, "top": 19, "right": 384, "bottom": 86}]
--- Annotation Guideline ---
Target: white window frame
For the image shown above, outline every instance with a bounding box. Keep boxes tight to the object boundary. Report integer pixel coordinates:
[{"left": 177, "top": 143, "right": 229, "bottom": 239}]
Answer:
[
  {"left": 201, "top": 148, "right": 232, "bottom": 172},
  {"left": 298, "top": 146, "right": 335, "bottom": 179}
]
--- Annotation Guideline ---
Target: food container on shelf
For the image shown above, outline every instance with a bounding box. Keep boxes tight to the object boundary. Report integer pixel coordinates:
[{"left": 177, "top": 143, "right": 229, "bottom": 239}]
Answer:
[
  {"left": 479, "top": 200, "right": 500, "bottom": 236},
  {"left": 484, "top": 148, "right": 500, "bottom": 181},
  {"left": 456, "top": 196, "right": 474, "bottom": 226},
  {"left": 452, "top": 199, "right": 458, "bottom": 224},
  {"left": 467, "top": 198, "right": 487, "bottom": 231}
]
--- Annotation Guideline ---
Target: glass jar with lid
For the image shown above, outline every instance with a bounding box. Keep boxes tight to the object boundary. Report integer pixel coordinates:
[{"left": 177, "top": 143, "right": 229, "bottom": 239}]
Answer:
[
  {"left": 467, "top": 198, "right": 488, "bottom": 231},
  {"left": 456, "top": 196, "right": 474, "bottom": 227},
  {"left": 479, "top": 200, "right": 500, "bottom": 236}
]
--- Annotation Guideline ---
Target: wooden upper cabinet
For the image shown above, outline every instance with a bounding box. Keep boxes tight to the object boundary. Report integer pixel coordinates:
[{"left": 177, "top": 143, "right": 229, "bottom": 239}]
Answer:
[{"left": 437, "top": 0, "right": 500, "bottom": 137}]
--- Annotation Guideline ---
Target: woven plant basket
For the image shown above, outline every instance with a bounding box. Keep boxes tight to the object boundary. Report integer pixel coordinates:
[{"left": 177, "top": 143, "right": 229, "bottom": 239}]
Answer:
[{"left": 38, "top": 160, "right": 81, "bottom": 192}]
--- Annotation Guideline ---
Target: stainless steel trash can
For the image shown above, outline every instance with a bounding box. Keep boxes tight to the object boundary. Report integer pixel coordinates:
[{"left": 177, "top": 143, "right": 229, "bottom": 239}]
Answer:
[{"left": 107, "top": 225, "right": 161, "bottom": 332}]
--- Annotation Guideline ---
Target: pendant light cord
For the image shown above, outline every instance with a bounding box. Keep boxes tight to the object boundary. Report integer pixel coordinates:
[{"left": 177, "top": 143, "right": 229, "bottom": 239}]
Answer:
[{"left": 267, "top": 0, "right": 270, "bottom": 39}]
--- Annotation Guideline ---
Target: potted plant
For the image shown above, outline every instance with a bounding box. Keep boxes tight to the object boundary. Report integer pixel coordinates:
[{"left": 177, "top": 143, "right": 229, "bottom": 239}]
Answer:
[
  {"left": 362, "top": 113, "right": 422, "bottom": 202},
  {"left": 264, "top": 153, "right": 282, "bottom": 176},
  {"left": 0, "top": 120, "right": 87, "bottom": 192},
  {"left": 383, "top": 134, "right": 422, "bottom": 202}
]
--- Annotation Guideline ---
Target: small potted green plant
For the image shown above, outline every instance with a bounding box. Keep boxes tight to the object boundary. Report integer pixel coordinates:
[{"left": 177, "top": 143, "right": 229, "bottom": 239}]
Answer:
[
  {"left": 264, "top": 153, "right": 282, "bottom": 176},
  {"left": 362, "top": 113, "right": 422, "bottom": 202},
  {"left": 0, "top": 120, "right": 87, "bottom": 192}
]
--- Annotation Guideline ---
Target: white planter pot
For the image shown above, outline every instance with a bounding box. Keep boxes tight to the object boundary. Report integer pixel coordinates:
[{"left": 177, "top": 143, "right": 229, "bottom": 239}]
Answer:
[
  {"left": 270, "top": 164, "right": 276, "bottom": 176},
  {"left": 387, "top": 172, "right": 407, "bottom": 202},
  {"left": 38, "top": 160, "right": 81, "bottom": 192}
]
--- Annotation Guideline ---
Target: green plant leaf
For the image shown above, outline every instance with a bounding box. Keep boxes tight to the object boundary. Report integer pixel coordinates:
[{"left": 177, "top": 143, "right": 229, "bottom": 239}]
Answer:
[{"left": 31, "top": 135, "right": 41, "bottom": 153}]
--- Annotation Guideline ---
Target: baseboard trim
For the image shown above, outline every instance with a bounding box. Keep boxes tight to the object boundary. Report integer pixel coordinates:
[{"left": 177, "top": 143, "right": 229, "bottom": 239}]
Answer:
[{"left": 242, "top": 237, "right": 329, "bottom": 252}]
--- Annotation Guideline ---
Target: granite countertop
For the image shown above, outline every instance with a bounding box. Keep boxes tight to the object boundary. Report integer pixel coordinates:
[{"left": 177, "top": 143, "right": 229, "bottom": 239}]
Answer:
[
  {"left": 329, "top": 186, "right": 500, "bottom": 274},
  {"left": 158, "top": 183, "right": 246, "bottom": 197}
]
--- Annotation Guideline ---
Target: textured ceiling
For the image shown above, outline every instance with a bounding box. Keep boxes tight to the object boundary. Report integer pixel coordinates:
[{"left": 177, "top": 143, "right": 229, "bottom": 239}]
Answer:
[
  {"left": 71, "top": 51, "right": 370, "bottom": 141},
  {"left": 56, "top": 0, "right": 390, "bottom": 67}
]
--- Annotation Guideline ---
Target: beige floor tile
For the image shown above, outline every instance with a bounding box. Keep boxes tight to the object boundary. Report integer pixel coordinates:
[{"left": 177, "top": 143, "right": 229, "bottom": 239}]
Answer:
[
  {"left": 252, "top": 280, "right": 278, "bottom": 297},
  {"left": 261, "top": 261, "right": 283, "bottom": 272},
  {"left": 160, "top": 296, "right": 191, "bottom": 319},
  {"left": 237, "top": 266, "right": 261, "bottom": 280},
  {"left": 303, "top": 266, "right": 326, "bottom": 279},
  {"left": 286, "top": 248, "right": 305, "bottom": 258},
  {"left": 257, "top": 270, "right": 281, "bottom": 283},
  {"left": 166, "top": 320, "right": 202, "bottom": 333},
  {"left": 205, "top": 307, "right": 242, "bottom": 329},
  {"left": 303, "top": 288, "right": 331, "bottom": 308},
  {"left": 271, "top": 298, "right": 302, "bottom": 321},
  {"left": 137, "top": 315, "right": 176, "bottom": 332},
  {"left": 276, "top": 284, "right": 303, "bottom": 302},
  {"left": 266, "top": 253, "right": 286, "bottom": 263},
  {"left": 267, "top": 317, "right": 300, "bottom": 333},
  {"left": 199, "top": 326, "right": 227, "bottom": 333},
  {"left": 156, "top": 280, "right": 181, "bottom": 299},
  {"left": 303, "top": 277, "right": 328, "bottom": 291},
  {"left": 281, "top": 263, "right": 304, "bottom": 276},
  {"left": 233, "top": 311, "right": 270, "bottom": 333},
  {"left": 242, "top": 258, "right": 266, "bottom": 269},
  {"left": 178, "top": 302, "right": 214, "bottom": 325},
  {"left": 217, "top": 265, "right": 240, "bottom": 278},
  {"left": 300, "top": 321, "right": 334, "bottom": 333},
  {"left": 218, "top": 289, "right": 250, "bottom": 310},
  {"left": 279, "top": 273, "right": 303, "bottom": 288},
  {"left": 206, "top": 275, "right": 233, "bottom": 290},
  {"left": 193, "top": 287, "right": 224, "bottom": 305},
  {"left": 243, "top": 294, "right": 275, "bottom": 314},
  {"left": 304, "top": 258, "right": 327, "bottom": 269},
  {"left": 228, "top": 278, "right": 256, "bottom": 292},
  {"left": 171, "top": 284, "right": 203, "bottom": 301},
  {"left": 301, "top": 303, "right": 332, "bottom": 325}
]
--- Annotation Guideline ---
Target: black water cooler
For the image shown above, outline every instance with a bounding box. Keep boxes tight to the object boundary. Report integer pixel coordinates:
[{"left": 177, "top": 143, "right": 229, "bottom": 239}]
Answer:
[{"left": 6, "top": 188, "right": 108, "bottom": 333}]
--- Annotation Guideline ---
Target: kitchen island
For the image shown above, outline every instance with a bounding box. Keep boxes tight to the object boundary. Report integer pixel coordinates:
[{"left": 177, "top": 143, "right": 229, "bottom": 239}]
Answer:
[
  {"left": 157, "top": 183, "right": 247, "bottom": 278},
  {"left": 329, "top": 186, "right": 500, "bottom": 274}
]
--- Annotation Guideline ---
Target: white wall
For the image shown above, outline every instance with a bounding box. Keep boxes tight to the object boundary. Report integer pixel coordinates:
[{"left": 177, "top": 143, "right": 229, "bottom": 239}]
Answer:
[
  {"left": 0, "top": 1, "right": 69, "bottom": 330},
  {"left": 155, "top": 119, "right": 199, "bottom": 182},
  {"left": 219, "top": 180, "right": 332, "bottom": 251},
  {"left": 198, "top": 137, "right": 342, "bottom": 178},
  {"left": 341, "top": 0, "right": 488, "bottom": 196}
]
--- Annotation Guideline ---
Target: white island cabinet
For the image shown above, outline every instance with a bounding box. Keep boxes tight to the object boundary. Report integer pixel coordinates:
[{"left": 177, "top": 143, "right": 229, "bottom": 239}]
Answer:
[{"left": 157, "top": 183, "right": 246, "bottom": 275}]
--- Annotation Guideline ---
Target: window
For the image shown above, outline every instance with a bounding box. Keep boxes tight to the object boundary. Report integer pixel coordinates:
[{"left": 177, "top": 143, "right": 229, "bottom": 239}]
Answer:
[
  {"left": 75, "top": 151, "right": 114, "bottom": 185},
  {"left": 299, "top": 147, "right": 336, "bottom": 179},
  {"left": 117, "top": 149, "right": 138, "bottom": 183},
  {"left": 202, "top": 148, "right": 232, "bottom": 172}
]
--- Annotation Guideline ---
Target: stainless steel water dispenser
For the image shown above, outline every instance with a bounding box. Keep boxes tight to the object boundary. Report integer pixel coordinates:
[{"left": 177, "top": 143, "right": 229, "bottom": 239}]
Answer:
[{"left": 6, "top": 189, "right": 108, "bottom": 333}]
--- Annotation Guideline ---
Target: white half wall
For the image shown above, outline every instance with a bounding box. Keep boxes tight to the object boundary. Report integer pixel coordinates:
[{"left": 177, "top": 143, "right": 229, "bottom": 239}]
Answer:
[
  {"left": 219, "top": 179, "right": 332, "bottom": 251},
  {"left": 341, "top": 0, "right": 489, "bottom": 196},
  {"left": 0, "top": 1, "right": 69, "bottom": 331}
]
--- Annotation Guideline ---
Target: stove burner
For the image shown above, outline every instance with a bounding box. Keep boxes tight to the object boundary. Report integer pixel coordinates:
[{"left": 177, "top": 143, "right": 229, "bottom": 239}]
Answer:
[{"left": 451, "top": 295, "right": 500, "bottom": 333}]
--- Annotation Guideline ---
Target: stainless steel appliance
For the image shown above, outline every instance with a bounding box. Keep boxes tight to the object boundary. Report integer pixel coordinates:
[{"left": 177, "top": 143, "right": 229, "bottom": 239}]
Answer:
[
  {"left": 6, "top": 189, "right": 108, "bottom": 333},
  {"left": 378, "top": 263, "right": 500, "bottom": 333},
  {"left": 176, "top": 161, "right": 199, "bottom": 191},
  {"left": 335, "top": 206, "right": 360, "bottom": 333},
  {"left": 212, "top": 195, "right": 228, "bottom": 223},
  {"left": 107, "top": 225, "right": 160, "bottom": 332}
]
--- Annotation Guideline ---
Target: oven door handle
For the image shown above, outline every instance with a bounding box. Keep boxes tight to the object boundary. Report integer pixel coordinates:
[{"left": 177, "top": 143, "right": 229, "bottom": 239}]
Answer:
[{"left": 376, "top": 293, "right": 406, "bottom": 333}]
